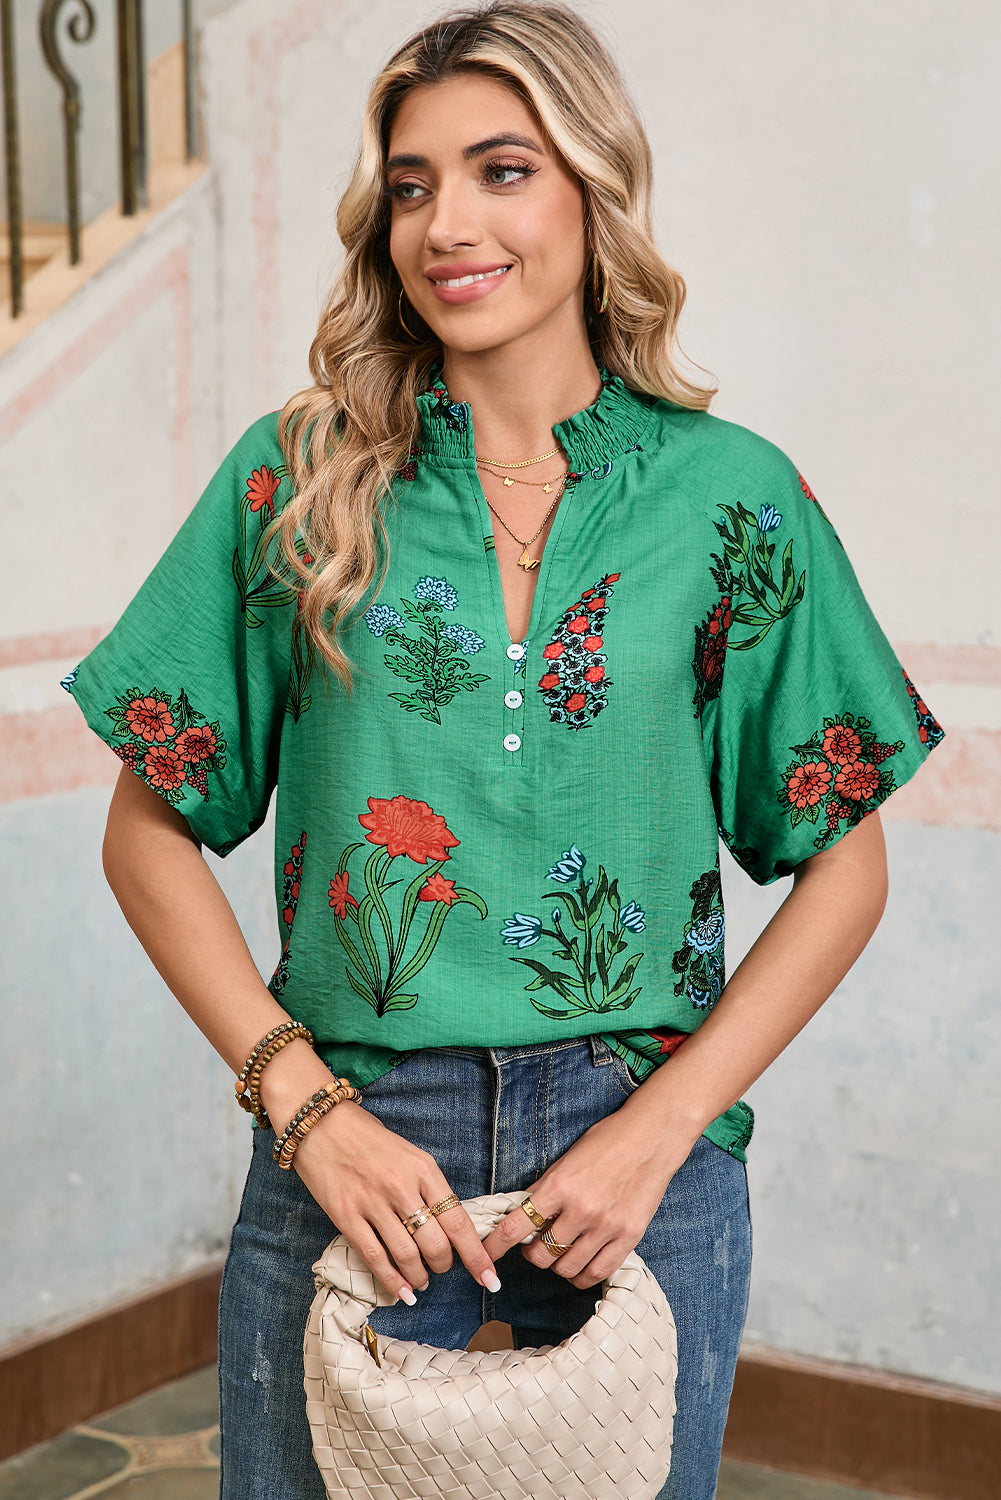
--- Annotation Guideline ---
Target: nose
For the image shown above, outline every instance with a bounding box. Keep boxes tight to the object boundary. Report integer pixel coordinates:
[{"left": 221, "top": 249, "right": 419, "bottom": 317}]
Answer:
[{"left": 424, "top": 174, "right": 484, "bottom": 254}]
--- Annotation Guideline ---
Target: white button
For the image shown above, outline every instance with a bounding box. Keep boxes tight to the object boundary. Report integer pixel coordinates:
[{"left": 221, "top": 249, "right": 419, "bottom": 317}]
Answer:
[
  {"left": 506, "top": 642, "right": 525, "bottom": 660},
  {"left": 503, "top": 733, "right": 522, "bottom": 752},
  {"left": 504, "top": 690, "right": 523, "bottom": 709}
]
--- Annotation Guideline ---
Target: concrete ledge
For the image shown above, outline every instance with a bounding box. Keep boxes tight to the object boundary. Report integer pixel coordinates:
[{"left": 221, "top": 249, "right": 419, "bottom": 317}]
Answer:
[
  {"left": 724, "top": 1342, "right": 1001, "bottom": 1500},
  {"left": 0, "top": 1266, "right": 222, "bottom": 1462}
]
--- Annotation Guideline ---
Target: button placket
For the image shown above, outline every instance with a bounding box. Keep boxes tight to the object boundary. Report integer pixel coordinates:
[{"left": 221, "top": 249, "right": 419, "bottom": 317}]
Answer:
[{"left": 501, "top": 644, "right": 527, "bottom": 764}]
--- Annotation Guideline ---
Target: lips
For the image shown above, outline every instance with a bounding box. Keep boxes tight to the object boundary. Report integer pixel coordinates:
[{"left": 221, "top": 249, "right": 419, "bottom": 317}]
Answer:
[{"left": 425, "top": 262, "right": 513, "bottom": 287}]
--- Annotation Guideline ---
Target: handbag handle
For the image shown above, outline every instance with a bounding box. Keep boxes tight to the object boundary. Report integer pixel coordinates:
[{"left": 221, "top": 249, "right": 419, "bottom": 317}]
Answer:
[{"left": 311, "top": 1191, "right": 645, "bottom": 1340}]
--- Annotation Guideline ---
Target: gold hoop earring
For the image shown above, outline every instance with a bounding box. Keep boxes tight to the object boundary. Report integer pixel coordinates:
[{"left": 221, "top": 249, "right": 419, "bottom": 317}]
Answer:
[
  {"left": 398, "top": 288, "right": 421, "bottom": 341},
  {"left": 591, "top": 251, "right": 608, "bottom": 315}
]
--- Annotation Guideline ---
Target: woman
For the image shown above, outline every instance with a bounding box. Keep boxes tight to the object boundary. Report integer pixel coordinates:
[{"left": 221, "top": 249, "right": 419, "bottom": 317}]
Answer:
[{"left": 62, "top": 3, "right": 944, "bottom": 1496}]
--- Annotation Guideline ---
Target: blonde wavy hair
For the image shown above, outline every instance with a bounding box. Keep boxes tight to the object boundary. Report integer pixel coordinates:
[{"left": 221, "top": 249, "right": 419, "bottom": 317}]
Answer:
[{"left": 268, "top": 0, "right": 716, "bottom": 693}]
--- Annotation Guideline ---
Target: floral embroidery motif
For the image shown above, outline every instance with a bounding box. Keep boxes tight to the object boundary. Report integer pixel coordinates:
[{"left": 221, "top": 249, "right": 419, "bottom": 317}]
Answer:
[
  {"left": 102, "top": 687, "right": 227, "bottom": 803},
  {"left": 709, "top": 502, "right": 806, "bottom": 653},
  {"left": 269, "top": 831, "right": 307, "bottom": 995},
  {"left": 903, "top": 670, "right": 944, "bottom": 749},
  {"left": 672, "top": 867, "right": 725, "bottom": 1012},
  {"left": 538, "top": 572, "right": 621, "bottom": 730},
  {"left": 396, "top": 447, "right": 419, "bottom": 482},
  {"left": 329, "top": 795, "right": 487, "bottom": 1016},
  {"left": 60, "top": 666, "right": 79, "bottom": 692},
  {"left": 501, "top": 844, "right": 646, "bottom": 1019},
  {"left": 365, "top": 576, "right": 490, "bottom": 723},
  {"left": 231, "top": 462, "right": 314, "bottom": 723},
  {"left": 797, "top": 471, "right": 839, "bottom": 534},
  {"left": 428, "top": 381, "right": 469, "bottom": 432},
  {"left": 691, "top": 596, "right": 732, "bottom": 718},
  {"left": 779, "top": 713, "right": 905, "bottom": 850}
]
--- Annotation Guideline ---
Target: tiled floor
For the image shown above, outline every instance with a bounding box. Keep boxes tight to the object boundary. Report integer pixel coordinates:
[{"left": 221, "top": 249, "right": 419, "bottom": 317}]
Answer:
[{"left": 0, "top": 1365, "right": 909, "bottom": 1499}]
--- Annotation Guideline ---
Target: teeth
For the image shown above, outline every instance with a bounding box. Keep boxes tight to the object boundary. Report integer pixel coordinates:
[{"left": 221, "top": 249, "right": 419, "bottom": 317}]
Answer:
[{"left": 434, "top": 266, "right": 510, "bottom": 288}]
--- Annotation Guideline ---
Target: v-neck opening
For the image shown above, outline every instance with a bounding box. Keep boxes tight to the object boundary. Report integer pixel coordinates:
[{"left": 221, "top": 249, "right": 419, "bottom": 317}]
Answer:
[{"left": 466, "top": 466, "right": 579, "bottom": 652}]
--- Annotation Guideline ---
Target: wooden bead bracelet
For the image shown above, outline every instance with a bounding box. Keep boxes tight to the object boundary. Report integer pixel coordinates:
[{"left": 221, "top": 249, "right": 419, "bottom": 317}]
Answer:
[
  {"left": 274, "top": 1078, "right": 363, "bottom": 1170},
  {"left": 235, "top": 1021, "right": 315, "bottom": 1129}
]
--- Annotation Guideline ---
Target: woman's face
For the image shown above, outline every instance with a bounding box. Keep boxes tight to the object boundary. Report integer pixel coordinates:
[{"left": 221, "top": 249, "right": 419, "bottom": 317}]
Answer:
[{"left": 386, "top": 73, "right": 589, "bottom": 358}]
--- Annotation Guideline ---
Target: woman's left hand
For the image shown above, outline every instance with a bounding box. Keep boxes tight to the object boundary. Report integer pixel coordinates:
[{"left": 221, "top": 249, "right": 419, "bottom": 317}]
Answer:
[{"left": 479, "top": 1103, "right": 695, "bottom": 1289}]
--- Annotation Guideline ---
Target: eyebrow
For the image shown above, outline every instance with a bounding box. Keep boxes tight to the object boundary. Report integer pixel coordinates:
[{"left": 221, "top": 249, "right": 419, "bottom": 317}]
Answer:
[{"left": 385, "top": 134, "right": 545, "bottom": 172}]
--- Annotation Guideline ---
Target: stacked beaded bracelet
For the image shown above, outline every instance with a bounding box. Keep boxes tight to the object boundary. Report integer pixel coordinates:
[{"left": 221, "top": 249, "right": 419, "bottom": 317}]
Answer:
[
  {"left": 235, "top": 1021, "right": 315, "bottom": 1129},
  {"left": 274, "top": 1078, "right": 363, "bottom": 1170}
]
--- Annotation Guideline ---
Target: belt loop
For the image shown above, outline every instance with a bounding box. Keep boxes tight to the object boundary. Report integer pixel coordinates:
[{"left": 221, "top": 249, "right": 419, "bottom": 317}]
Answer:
[{"left": 587, "top": 1034, "right": 611, "bottom": 1066}]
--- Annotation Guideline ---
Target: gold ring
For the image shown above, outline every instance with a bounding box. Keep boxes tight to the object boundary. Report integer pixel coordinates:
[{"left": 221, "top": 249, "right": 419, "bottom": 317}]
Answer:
[
  {"left": 402, "top": 1205, "right": 431, "bottom": 1234},
  {"left": 427, "top": 1194, "right": 461, "bottom": 1217},
  {"left": 541, "top": 1226, "right": 573, "bottom": 1258},
  {"left": 519, "top": 1195, "right": 551, "bottom": 1231}
]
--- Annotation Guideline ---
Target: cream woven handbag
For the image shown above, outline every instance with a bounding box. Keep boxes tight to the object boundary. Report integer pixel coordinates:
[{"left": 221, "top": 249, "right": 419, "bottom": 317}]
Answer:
[{"left": 304, "top": 1191, "right": 677, "bottom": 1499}]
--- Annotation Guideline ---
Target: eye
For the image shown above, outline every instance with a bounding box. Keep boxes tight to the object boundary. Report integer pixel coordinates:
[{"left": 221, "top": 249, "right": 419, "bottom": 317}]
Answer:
[
  {"left": 385, "top": 180, "right": 428, "bottom": 202},
  {"left": 484, "top": 160, "right": 538, "bottom": 187}
]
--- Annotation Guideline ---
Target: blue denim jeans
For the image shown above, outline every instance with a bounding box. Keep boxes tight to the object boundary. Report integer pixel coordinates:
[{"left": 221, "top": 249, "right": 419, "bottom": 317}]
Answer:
[{"left": 218, "top": 1037, "right": 751, "bottom": 1499}]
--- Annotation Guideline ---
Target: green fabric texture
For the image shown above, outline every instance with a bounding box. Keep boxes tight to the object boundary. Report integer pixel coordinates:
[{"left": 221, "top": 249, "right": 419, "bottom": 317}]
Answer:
[{"left": 62, "top": 368, "right": 944, "bottom": 1164}]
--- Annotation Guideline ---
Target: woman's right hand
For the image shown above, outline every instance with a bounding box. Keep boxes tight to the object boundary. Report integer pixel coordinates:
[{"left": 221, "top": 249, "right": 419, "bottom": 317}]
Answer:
[
  {"left": 291, "top": 1101, "right": 501, "bottom": 1302},
  {"left": 260, "top": 1050, "right": 500, "bottom": 1302}
]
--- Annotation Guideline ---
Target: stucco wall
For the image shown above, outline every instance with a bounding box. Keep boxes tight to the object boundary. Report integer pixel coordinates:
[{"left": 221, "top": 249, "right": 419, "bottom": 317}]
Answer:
[{"left": 1, "top": 0, "right": 998, "bottom": 1396}]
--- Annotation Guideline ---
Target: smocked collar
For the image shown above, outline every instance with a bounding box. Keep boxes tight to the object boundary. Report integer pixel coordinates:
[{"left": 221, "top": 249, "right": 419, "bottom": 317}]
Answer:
[{"left": 415, "top": 361, "right": 657, "bottom": 475}]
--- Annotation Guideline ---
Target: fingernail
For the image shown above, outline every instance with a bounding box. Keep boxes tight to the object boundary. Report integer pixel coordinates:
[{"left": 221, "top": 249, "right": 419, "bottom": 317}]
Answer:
[
  {"left": 416, "top": 1281, "right": 430, "bottom": 1292},
  {"left": 399, "top": 1287, "right": 417, "bottom": 1306},
  {"left": 479, "top": 1271, "right": 501, "bottom": 1293}
]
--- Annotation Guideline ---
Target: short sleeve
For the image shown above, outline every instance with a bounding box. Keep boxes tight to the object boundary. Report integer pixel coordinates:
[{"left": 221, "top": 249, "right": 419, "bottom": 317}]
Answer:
[
  {"left": 61, "top": 414, "right": 297, "bottom": 857},
  {"left": 707, "top": 443, "right": 944, "bottom": 884}
]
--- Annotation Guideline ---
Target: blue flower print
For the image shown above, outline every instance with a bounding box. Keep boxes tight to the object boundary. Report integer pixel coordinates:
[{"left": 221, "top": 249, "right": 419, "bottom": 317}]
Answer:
[
  {"left": 757, "top": 503, "right": 782, "bottom": 534},
  {"left": 364, "top": 604, "right": 405, "bottom": 637},
  {"left": 501, "top": 913, "right": 542, "bottom": 948},
  {"left": 547, "top": 845, "right": 586, "bottom": 882},
  {"left": 60, "top": 665, "right": 79, "bottom": 692},
  {"left": 512, "top": 638, "right": 529, "bottom": 675},
  {"left": 673, "top": 867, "right": 726, "bottom": 1014},
  {"left": 685, "top": 912, "right": 725, "bottom": 953},
  {"left": 414, "top": 576, "right": 458, "bottom": 610},
  {"left": 503, "top": 846, "right": 647, "bottom": 1019},
  {"left": 619, "top": 901, "right": 646, "bottom": 933},
  {"left": 442, "top": 624, "right": 485, "bottom": 655}
]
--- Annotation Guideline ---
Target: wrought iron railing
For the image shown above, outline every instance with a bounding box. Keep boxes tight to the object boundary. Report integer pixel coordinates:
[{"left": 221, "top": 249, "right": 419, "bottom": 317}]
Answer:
[{"left": 1, "top": 1, "right": 198, "bottom": 318}]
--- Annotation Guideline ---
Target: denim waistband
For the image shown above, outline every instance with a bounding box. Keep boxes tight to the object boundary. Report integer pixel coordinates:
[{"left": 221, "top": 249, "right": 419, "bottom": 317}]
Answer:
[{"left": 434, "top": 1035, "right": 613, "bottom": 1066}]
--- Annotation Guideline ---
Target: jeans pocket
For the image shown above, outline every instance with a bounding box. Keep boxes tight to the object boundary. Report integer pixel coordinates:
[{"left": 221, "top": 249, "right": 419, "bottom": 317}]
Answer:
[{"left": 608, "top": 1051, "right": 643, "bottom": 1099}]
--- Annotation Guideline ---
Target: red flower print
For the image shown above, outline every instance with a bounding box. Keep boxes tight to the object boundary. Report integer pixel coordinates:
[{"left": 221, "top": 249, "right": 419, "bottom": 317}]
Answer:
[
  {"left": 539, "top": 570, "right": 620, "bottom": 731},
  {"left": 605, "top": 573, "right": 621, "bottom": 583},
  {"left": 798, "top": 473, "right": 817, "bottom": 503},
  {"left": 284, "top": 860, "right": 295, "bottom": 875},
  {"left": 833, "top": 761, "right": 881, "bottom": 802},
  {"left": 786, "top": 761, "right": 832, "bottom": 809},
  {"left": 648, "top": 1029, "right": 688, "bottom": 1058},
  {"left": 175, "top": 725, "right": 218, "bottom": 763},
  {"left": 328, "top": 870, "right": 359, "bottom": 918},
  {"left": 246, "top": 466, "right": 280, "bottom": 516},
  {"left": 419, "top": 872, "right": 458, "bottom": 906},
  {"left": 822, "top": 723, "right": 862, "bottom": 766},
  {"left": 707, "top": 598, "right": 732, "bottom": 637},
  {"left": 125, "top": 695, "right": 175, "bottom": 743},
  {"left": 143, "top": 745, "right": 186, "bottom": 791},
  {"left": 283, "top": 906, "right": 294, "bottom": 925},
  {"left": 113, "top": 743, "right": 138, "bottom": 770},
  {"left": 358, "top": 794, "right": 460, "bottom": 863}
]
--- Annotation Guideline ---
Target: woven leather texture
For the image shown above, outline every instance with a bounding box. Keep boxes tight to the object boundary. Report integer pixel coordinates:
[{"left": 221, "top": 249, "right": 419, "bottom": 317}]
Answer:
[{"left": 304, "top": 1192, "right": 677, "bottom": 1499}]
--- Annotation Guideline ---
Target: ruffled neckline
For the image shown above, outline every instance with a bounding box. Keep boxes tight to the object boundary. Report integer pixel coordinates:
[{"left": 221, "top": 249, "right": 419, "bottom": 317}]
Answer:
[{"left": 415, "top": 360, "right": 657, "bottom": 474}]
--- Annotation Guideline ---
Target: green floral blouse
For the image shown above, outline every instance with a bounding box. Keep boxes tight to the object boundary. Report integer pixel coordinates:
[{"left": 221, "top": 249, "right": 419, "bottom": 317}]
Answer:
[{"left": 62, "top": 366, "right": 944, "bottom": 1161}]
